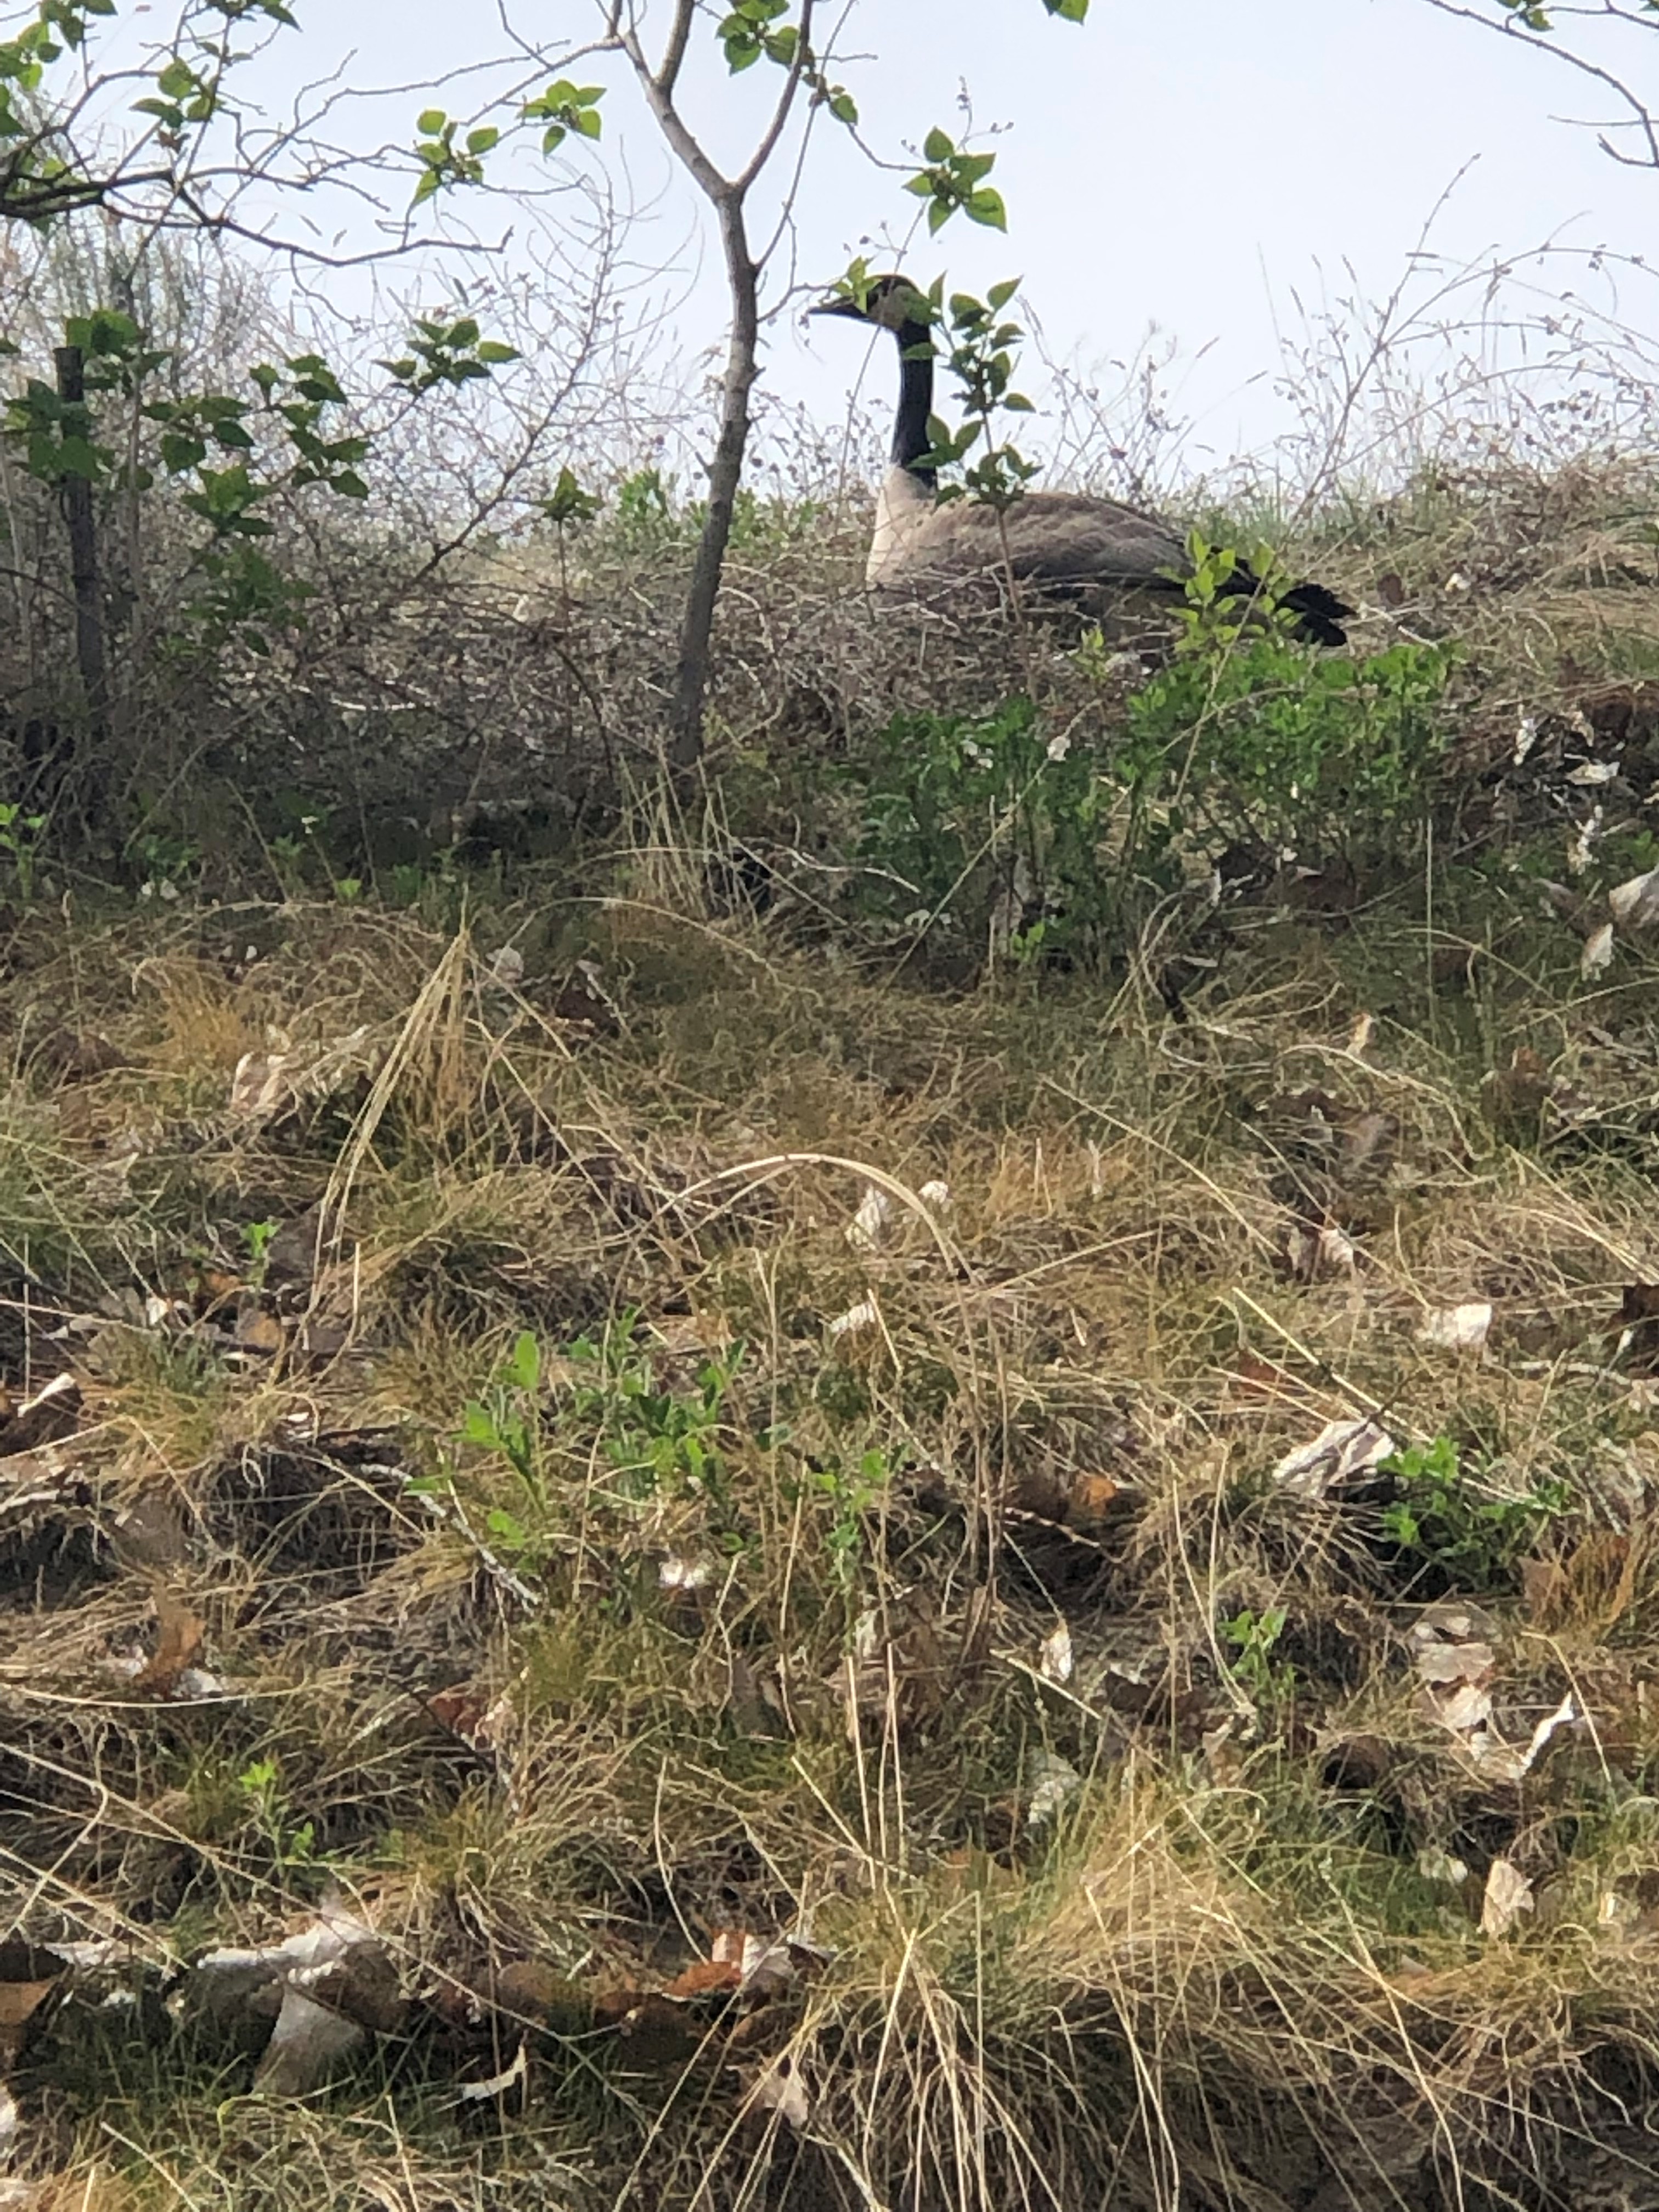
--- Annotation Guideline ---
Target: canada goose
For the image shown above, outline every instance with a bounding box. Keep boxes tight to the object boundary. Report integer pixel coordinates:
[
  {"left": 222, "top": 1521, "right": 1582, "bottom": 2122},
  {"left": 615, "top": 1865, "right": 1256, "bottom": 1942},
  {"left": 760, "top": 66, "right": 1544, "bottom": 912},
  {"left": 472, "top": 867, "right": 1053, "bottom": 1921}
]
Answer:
[{"left": 814, "top": 274, "right": 1351, "bottom": 646}]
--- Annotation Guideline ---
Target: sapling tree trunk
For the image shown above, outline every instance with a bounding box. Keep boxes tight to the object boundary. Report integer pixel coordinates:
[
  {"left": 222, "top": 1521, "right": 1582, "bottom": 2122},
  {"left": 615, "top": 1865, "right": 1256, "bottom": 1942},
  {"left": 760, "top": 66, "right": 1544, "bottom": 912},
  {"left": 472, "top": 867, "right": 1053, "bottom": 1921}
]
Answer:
[
  {"left": 54, "top": 345, "right": 109, "bottom": 753},
  {"left": 617, "top": 0, "right": 813, "bottom": 777},
  {"left": 668, "top": 196, "right": 758, "bottom": 770}
]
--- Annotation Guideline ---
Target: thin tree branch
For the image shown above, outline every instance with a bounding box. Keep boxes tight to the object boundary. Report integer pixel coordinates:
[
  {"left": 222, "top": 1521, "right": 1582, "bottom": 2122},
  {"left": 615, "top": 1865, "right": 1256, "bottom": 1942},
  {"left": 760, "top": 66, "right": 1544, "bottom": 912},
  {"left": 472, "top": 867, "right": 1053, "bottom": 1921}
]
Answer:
[
  {"left": 655, "top": 0, "right": 696, "bottom": 96},
  {"left": 736, "top": 0, "right": 815, "bottom": 194},
  {"left": 1420, "top": 0, "right": 1659, "bottom": 170},
  {"left": 617, "top": 18, "right": 733, "bottom": 203}
]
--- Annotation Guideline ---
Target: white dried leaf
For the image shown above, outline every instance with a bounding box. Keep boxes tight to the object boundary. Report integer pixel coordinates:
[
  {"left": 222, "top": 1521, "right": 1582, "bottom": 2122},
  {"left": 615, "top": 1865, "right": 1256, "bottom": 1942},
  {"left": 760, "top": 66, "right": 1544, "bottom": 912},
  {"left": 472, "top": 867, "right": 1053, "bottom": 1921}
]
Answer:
[
  {"left": 1287, "top": 1222, "right": 1358, "bottom": 1279},
  {"left": 1582, "top": 922, "right": 1615, "bottom": 979},
  {"left": 1415, "top": 1641, "right": 1496, "bottom": 1689},
  {"left": 1025, "top": 1747, "right": 1082, "bottom": 1828},
  {"left": 1520, "top": 1691, "right": 1577, "bottom": 1771},
  {"left": 458, "top": 2043, "right": 527, "bottom": 2102},
  {"left": 1417, "top": 1848, "right": 1469, "bottom": 1888},
  {"left": 255, "top": 1981, "right": 365, "bottom": 2095},
  {"left": 753, "top": 2053, "right": 809, "bottom": 2130},
  {"left": 1346, "top": 1012, "right": 1375, "bottom": 1056},
  {"left": 1038, "top": 1622, "right": 1074, "bottom": 1685},
  {"left": 658, "top": 1554, "right": 712, "bottom": 1593},
  {"left": 1566, "top": 759, "right": 1618, "bottom": 786},
  {"left": 0, "top": 2083, "right": 14, "bottom": 2164},
  {"left": 1409, "top": 1601, "right": 1497, "bottom": 1646},
  {"left": 486, "top": 945, "right": 525, "bottom": 990},
  {"left": 1609, "top": 866, "right": 1659, "bottom": 930},
  {"left": 1435, "top": 1681, "right": 1493, "bottom": 1735},
  {"left": 1317, "top": 1225, "right": 1358, "bottom": 1272},
  {"left": 1568, "top": 807, "right": 1604, "bottom": 875},
  {"left": 1471, "top": 1692, "right": 1576, "bottom": 1782},
  {"left": 845, "top": 1185, "right": 893, "bottom": 1251},
  {"left": 733, "top": 1935, "right": 795, "bottom": 1995},
  {"left": 1271, "top": 1418, "right": 1396, "bottom": 1500},
  {"left": 827, "top": 1295, "right": 879, "bottom": 1340},
  {"left": 1480, "top": 1857, "right": 1534, "bottom": 1939},
  {"left": 43, "top": 1938, "right": 122, "bottom": 1970},
  {"left": 1444, "top": 571, "right": 1471, "bottom": 594},
  {"left": 1417, "top": 1301, "right": 1492, "bottom": 1352},
  {"left": 918, "top": 1179, "right": 952, "bottom": 1212},
  {"left": 173, "top": 1667, "right": 229, "bottom": 1699},
  {"left": 229, "top": 1050, "right": 292, "bottom": 1121},
  {"left": 1513, "top": 713, "right": 1538, "bottom": 767}
]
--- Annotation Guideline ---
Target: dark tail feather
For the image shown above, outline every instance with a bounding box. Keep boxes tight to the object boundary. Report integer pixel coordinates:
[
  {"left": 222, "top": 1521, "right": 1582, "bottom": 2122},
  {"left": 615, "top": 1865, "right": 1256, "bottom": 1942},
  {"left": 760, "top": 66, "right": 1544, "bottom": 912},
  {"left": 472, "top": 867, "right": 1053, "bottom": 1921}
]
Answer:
[
  {"left": 1280, "top": 579, "right": 1351, "bottom": 648},
  {"left": 1221, "top": 568, "right": 1351, "bottom": 647}
]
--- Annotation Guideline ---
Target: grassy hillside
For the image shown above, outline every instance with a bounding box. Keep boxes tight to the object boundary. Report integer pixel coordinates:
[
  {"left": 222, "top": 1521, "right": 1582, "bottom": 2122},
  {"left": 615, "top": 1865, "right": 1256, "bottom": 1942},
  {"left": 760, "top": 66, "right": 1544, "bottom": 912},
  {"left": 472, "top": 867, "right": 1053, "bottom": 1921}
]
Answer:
[{"left": 4, "top": 466, "right": 1659, "bottom": 2212}]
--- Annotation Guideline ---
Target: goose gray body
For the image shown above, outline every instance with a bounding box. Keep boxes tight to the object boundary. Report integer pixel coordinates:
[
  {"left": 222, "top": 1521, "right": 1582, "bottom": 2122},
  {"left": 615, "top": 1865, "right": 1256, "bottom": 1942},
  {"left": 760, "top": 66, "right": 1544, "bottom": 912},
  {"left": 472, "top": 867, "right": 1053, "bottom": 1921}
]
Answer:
[
  {"left": 869, "top": 463, "right": 1189, "bottom": 593},
  {"left": 817, "top": 274, "right": 1350, "bottom": 647}
]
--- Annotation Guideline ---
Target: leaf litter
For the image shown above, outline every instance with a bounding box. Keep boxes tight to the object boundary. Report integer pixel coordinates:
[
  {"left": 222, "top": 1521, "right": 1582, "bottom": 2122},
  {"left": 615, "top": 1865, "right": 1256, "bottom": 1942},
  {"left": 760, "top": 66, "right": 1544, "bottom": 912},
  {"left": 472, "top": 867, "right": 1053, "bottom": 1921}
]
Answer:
[{"left": 7, "top": 856, "right": 1659, "bottom": 2203}]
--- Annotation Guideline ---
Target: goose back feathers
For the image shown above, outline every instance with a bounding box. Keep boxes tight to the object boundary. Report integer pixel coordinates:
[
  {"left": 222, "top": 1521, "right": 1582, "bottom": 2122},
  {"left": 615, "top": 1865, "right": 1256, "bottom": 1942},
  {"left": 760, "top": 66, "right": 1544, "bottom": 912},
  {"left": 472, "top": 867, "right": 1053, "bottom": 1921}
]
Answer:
[{"left": 815, "top": 274, "right": 1350, "bottom": 648}]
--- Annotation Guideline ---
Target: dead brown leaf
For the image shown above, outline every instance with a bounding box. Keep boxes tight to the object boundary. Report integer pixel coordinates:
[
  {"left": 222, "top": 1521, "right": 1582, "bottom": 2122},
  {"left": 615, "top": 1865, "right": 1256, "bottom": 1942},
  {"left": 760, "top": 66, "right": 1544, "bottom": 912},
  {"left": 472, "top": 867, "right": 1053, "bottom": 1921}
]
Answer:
[
  {"left": 132, "top": 1593, "right": 205, "bottom": 1697},
  {"left": 661, "top": 1959, "right": 742, "bottom": 2002},
  {"left": 233, "top": 1305, "right": 285, "bottom": 1355},
  {"left": 0, "top": 1977, "right": 57, "bottom": 2069},
  {"left": 36, "top": 1028, "right": 127, "bottom": 1081},
  {"left": 592, "top": 1989, "right": 699, "bottom": 2065},
  {"left": 1227, "top": 1353, "right": 1310, "bottom": 1409},
  {"left": 1067, "top": 1472, "right": 1121, "bottom": 1525},
  {"left": 1481, "top": 1047, "right": 1551, "bottom": 1135}
]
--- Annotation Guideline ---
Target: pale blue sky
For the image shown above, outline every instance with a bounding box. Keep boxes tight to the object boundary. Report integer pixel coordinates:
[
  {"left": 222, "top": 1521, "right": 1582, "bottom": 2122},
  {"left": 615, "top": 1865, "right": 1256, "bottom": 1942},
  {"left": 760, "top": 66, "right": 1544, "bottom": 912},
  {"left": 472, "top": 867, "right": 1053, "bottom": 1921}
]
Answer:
[{"left": 92, "top": 2, "right": 1659, "bottom": 477}]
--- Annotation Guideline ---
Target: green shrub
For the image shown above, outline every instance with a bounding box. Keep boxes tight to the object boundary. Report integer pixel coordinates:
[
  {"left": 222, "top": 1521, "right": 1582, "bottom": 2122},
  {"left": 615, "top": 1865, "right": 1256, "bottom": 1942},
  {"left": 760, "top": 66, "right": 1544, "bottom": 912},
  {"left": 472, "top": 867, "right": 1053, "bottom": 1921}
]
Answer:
[
  {"left": 850, "top": 695, "right": 1115, "bottom": 964},
  {"left": 1381, "top": 1433, "right": 1569, "bottom": 1591},
  {"left": 844, "top": 540, "right": 1457, "bottom": 974},
  {"left": 1121, "top": 539, "right": 1456, "bottom": 866}
]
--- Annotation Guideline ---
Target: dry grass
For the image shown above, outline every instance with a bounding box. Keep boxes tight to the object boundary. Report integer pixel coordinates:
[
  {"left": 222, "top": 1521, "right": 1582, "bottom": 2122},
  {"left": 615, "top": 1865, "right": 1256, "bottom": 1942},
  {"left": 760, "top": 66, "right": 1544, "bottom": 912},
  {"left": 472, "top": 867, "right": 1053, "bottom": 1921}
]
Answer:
[
  {"left": 8, "top": 437, "right": 1659, "bottom": 2208},
  {"left": 0, "top": 749, "right": 1657, "bottom": 2212}
]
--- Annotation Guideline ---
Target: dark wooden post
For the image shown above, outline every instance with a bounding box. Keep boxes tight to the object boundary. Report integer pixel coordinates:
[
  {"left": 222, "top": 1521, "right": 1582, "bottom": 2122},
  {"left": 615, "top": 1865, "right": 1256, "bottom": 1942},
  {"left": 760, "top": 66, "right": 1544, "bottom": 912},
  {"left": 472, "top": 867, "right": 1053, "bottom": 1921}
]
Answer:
[{"left": 53, "top": 344, "right": 108, "bottom": 749}]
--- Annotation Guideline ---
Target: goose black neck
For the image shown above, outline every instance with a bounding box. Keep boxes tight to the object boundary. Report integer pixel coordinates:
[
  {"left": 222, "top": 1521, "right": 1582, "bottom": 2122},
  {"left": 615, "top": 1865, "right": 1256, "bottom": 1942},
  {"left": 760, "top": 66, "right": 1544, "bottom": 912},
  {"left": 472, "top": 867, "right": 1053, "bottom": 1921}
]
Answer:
[{"left": 891, "top": 318, "right": 936, "bottom": 485}]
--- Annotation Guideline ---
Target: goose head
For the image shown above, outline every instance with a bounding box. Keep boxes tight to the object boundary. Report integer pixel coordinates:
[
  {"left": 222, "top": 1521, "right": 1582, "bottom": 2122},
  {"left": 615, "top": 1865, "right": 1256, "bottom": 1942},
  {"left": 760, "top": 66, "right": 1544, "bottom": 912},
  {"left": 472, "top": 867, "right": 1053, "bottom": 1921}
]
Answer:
[{"left": 811, "top": 273, "right": 933, "bottom": 341}]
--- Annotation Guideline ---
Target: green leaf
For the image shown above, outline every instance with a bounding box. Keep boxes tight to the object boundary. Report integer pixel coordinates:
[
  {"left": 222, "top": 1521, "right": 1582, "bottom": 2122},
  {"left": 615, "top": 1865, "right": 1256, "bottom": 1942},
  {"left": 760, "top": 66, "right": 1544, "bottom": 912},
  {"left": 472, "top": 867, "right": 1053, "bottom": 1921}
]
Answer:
[
  {"left": 416, "top": 107, "right": 447, "bottom": 134},
  {"left": 466, "top": 125, "right": 499, "bottom": 155},
  {"left": 922, "top": 125, "right": 953, "bottom": 162},
  {"left": 987, "top": 277, "right": 1020, "bottom": 311},
  {"left": 156, "top": 55, "right": 195, "bottom": 98},
  {"left": 505, "top": 1330, "right": 541, "bottom": 1391},
  {"left": 477, "top": 340, "right": 517, "bottom": 364},
  {"left": 56, "top": 435, "right": 100, "bottom": 479},
  {"left": 828, "top": 89, "right": 857, "bottom": 124},
  {"left": 966, "top": 187, "right": 1007, "bottom": 231}
]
